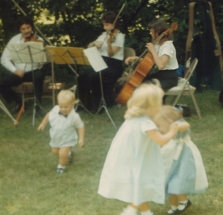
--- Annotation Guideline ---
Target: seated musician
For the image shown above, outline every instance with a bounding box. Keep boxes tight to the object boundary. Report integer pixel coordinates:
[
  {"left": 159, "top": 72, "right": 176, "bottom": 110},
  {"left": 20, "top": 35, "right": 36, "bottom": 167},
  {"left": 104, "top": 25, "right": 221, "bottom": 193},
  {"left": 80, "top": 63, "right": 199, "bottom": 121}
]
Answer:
[
  {"left": 125, "top": 18, "right": 178, "bottom": 97},
  {"left": 0, "top": 16, "right": 45, "bottom": 117},
  {"left": 78, "top": 11, "right": 125, "bottom": 112}
]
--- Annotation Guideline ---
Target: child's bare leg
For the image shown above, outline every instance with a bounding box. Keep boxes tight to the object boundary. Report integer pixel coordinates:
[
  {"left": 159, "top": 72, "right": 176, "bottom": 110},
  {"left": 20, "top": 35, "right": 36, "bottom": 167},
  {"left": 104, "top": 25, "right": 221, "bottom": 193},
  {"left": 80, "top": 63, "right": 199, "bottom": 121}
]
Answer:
[
  {"left": 51, "top": 147, "right": 60, "bottom": 155},
  {"left": 138, "top": 202, "right": 153, "bottom": 215},
  {"left": 167, "top": 194, "right": 178, "bottom": 214},
  {"left": 59, "top": 147, "right": 72, "bottom": 166},
  {"left": 139, "top": 202, "right": 149, "bottom": 212},
  {"left": 169, "top": 194, "right": 178, "bottom": 207},
  {"left": 176, "top": 194, "right": 187, "bottom": 202}
]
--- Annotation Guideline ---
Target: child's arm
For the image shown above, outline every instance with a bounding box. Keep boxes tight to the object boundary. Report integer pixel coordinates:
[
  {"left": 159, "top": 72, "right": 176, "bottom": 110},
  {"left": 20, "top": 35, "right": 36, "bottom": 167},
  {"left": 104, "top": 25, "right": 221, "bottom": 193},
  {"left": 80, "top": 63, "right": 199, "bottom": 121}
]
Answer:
[
  {"left": 77, "top": 126, "right": 85, "bottom": 147},
  {"left": 176, "top": 121, "right": 190, "bottom": 133},
  {"left": 146, "top": 123, "right": 178, "bottom": 146},
  {"left": 37, "top": 113, "right": 50, "bottom": 131}
]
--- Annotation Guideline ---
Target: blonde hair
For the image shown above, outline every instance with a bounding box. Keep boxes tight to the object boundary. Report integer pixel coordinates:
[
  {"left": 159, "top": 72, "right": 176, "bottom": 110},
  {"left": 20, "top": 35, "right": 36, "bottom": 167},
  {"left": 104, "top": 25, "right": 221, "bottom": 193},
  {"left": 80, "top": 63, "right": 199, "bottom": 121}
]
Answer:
[
  {"left": 124, "top": 83, "right": 164, "bottom": 119},
  {"left": 57, "top": 90, "right": 75, "bottom": 104},
  {"left": 153, "top": 105, "right": 182, "bottom": 134}
]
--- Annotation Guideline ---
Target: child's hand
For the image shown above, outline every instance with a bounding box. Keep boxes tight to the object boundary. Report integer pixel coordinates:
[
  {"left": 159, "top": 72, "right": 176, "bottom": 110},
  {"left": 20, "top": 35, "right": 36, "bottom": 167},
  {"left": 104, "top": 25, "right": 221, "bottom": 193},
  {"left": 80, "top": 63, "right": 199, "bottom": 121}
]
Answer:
[
  {"left": 78, "top": 139, "right": 84, "bottom": 147},
  {"left": 125, "top": 56, "right": 139, "bottom": 65},
  {"left": 37, "top": 124, "right": 45, "bottom": 131},
  {"left": 145, "top": 42, "right": 156, "bottom": 54},
  {"left": 169, "top": 122, "right": 178, "bottom": 136}
]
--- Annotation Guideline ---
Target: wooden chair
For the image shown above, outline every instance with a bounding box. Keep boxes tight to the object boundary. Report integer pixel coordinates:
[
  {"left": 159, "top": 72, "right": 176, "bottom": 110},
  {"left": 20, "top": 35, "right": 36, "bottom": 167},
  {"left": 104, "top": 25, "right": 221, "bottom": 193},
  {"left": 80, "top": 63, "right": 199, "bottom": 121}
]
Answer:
[
  {"left": 164, "top": 58, "right": 201, "bottom": 118},
  {"left": 15, "top": 76, "right": 65, "bottom": 108},
  {"left": 0, "top": 99, "right": 17, "bottom": 125}
]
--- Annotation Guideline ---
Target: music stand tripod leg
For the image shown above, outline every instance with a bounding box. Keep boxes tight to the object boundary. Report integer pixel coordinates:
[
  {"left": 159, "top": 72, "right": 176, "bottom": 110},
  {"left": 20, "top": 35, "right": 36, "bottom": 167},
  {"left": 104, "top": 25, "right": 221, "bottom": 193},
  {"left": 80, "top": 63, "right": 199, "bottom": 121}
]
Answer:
[
  {"left": 26, "top": 45, "right": 46, "bottom": 126},
  {"left": 95, "top": 71, "right": 116, "bottom": 128},
  {"left": 26, "top": 45, "right": 38, "bottom": 126},
  {"left": 73, "top": 76, "right": 94, "bottom": 115},
  {"left": 31, "top": 68, "right": 38, "bottom": 126}
]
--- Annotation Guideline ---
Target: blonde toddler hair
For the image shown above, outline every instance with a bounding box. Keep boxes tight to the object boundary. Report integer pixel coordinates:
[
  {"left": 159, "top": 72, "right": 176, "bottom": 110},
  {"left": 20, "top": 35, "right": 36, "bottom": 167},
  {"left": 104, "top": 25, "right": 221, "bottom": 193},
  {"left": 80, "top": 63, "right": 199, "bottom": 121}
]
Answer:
[
  {"left": 57, "top": 90, "right": 75, "bottom": 104},
  {"left": 153, "top": 105, "right": 182, "bottom": 134},
  {"left": 124, "top": 83, "right": 164, "bottom": 119}
]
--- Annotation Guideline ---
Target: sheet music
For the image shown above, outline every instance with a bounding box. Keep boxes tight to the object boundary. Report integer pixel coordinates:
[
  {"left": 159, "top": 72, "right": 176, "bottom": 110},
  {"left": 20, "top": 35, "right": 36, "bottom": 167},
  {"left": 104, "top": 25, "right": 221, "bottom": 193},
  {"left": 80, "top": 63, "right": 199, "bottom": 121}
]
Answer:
[
  {"left": 7, "top": 42, "right": 47, "bottom": 63},
  {"left": 83, "top": 47, "right": 107, "bottom": 72}
]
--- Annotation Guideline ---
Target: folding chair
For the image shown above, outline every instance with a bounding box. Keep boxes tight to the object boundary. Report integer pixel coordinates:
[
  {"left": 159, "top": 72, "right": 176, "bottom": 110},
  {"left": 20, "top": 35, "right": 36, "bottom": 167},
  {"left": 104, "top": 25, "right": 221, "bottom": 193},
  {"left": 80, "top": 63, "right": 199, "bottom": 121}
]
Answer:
[
  {"left": 165, "top": 58, "right": 201, "bottom": 118},
  {"left": 15, "top": 76, "right": 65, "bottom": 109},
  {"left": 0, "top": 99, "right": 18, "bottom": 125},
  {"left": 124, "top": 47, "right": 136, "bottom": 60}
]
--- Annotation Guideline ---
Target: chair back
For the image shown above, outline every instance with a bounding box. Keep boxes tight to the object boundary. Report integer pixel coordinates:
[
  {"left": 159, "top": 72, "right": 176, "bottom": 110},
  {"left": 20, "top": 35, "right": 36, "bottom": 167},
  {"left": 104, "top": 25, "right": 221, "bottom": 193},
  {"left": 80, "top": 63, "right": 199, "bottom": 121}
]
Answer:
[
  {"left": 123, "top": 47, "right": 136, "bottom": 61},
  {"left": 184, "top": 58, "right": 198, "bottom": 82}
]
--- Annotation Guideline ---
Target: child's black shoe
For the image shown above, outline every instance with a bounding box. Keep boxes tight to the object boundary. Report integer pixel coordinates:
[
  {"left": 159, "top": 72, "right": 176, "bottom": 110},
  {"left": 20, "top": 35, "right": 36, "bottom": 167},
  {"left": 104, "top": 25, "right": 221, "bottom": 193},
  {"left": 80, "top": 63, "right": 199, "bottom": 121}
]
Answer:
[{"left": 175, "top": 200, "right": 192, "bottom": 215}]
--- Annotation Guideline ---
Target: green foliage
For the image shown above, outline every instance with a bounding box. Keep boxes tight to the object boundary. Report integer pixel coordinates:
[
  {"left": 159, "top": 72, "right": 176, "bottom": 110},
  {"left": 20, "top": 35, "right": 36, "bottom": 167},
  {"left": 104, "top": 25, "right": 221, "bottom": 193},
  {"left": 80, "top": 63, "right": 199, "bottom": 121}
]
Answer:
[{"left": 0, "top": 0, "right": 222, "bottom": 81}]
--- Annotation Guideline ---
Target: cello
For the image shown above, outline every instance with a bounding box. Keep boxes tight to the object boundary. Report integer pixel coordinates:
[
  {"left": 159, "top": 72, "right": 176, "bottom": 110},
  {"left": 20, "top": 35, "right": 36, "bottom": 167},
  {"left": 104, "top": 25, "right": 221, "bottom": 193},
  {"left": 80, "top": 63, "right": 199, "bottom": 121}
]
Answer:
[{"left": 116, "top": 23, "right": 178, "bottom": 106}]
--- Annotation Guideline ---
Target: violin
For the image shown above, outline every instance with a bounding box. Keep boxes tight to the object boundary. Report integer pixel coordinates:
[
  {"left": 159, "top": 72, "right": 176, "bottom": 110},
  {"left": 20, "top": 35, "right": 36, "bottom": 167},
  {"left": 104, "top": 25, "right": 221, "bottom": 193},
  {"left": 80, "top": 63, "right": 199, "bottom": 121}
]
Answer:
[
  {"left": 24, "top": 33, "right": 43, "bottom": 42},
  {"left": 108, "top": 28, "right": 119, "bottom": 43},
  {"left": 116, "top": 23, "right": 178, "bottom": 106},
  {"left": 101, "top": 3, "right": 125, "bottom": 46}
]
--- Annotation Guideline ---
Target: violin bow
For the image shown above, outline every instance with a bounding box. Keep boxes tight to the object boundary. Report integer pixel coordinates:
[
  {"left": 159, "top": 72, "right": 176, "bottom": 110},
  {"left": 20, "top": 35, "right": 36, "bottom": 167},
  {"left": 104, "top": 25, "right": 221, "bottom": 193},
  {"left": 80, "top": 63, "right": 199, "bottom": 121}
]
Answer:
[
  {"left": 112, "top": 3, "right": 126, "bottom": 27},
  {"left": 100, "top": 3, "right": 126, "bottom": 46}
]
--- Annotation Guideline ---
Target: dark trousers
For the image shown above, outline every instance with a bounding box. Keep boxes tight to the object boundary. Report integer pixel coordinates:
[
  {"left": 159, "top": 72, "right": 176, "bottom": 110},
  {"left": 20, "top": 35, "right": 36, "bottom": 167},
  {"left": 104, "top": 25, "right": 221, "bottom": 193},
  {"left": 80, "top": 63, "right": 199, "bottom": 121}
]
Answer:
[
  {"left": 78, "top": 57, "right": 123, "bottom": 110},
  {"left": 144, "top": 70, "right": 178, "bottom": 91},
  {"left": 0, "top": 69, "right": 45, "bottom": 105}
]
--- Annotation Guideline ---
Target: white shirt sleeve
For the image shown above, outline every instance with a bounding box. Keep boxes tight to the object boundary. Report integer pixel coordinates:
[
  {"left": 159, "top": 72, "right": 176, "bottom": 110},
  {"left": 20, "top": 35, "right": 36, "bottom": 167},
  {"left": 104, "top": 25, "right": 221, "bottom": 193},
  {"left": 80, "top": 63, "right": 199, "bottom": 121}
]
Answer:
[
  {"left": 1, "top": 33, "right": 44, "bottom": 73},
  {"left": 1, "top": 36, "right": 19, "bottom": 73},
  {"left": 72, "top": 112, "right": 84, "bottom": 129},
  {"left": 96, "top": 32, "right": 125, "bottom": 60}
]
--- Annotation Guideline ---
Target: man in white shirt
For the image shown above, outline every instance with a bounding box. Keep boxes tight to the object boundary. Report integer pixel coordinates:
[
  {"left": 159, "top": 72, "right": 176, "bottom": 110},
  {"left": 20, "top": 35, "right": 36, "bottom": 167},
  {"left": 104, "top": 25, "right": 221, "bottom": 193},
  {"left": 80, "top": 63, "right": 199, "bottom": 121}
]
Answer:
[{"left": 0, "top": 16, "right": 45, "bottom": 117}]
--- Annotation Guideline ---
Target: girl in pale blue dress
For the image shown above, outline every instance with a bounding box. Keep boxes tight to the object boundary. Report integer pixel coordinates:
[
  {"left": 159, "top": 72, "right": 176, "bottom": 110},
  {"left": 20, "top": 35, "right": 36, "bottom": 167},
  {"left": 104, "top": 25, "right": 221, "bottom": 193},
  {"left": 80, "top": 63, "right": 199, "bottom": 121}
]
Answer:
[
  {"left": 153, "top": 106, "right": 208, "bottom": 215},
  {"left": 98, "top": 84, "right": 181, "bottom": 215}
]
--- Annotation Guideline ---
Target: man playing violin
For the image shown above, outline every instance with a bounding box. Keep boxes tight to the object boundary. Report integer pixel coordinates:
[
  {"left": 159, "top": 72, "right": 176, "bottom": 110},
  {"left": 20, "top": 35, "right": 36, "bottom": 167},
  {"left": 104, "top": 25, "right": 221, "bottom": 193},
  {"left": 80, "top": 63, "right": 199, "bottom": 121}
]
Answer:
[
  {"left": 78, "top": 11, "right": 125, "bottom": 112},
  {"left": 0, "top": 16, "right": 45, "bottom": 117}
]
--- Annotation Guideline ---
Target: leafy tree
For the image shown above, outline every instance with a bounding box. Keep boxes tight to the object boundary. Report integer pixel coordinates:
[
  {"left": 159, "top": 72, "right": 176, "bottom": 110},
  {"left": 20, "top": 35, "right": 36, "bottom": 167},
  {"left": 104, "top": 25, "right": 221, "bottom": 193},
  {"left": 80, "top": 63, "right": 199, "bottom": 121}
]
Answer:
[{"left": 0, "top": 0, "right": 222, "bottom": 83}]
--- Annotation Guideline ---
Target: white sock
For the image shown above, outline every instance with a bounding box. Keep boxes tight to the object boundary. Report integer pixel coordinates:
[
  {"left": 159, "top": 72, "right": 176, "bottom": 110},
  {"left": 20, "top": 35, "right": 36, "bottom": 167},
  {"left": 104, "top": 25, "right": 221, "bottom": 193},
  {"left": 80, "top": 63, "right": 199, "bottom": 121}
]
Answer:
[
  {"left": 141, "top": 210, "right": 153, "bottom": 215},
  {"left": 171, "top": 205, "right": 178, "bottom": 211},
  {"left": 178, "top": 200, "right": 188, "bottom": 210},
  {"left": 57, "top": 164, "right": 66, "bottom": 169},
  {"left": 125, "top": 205, "right": 137, "bottom": 214},
  {"left": 167, "top": 205, "right": 177, "bottom": 214}
]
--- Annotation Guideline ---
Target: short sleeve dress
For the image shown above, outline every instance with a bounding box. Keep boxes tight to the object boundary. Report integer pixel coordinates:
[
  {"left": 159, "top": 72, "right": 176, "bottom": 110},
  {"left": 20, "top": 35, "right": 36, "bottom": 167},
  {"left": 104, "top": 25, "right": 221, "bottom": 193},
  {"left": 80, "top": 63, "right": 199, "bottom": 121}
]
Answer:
[
  {"left": 161, "top": 120, "right": 208, "bottom": 197},
  {"left": 98, "top": 115, "right": 166, "bottom": 205},
  {"left": 48, "top": 105, "right": 84, "bottom": 148}
]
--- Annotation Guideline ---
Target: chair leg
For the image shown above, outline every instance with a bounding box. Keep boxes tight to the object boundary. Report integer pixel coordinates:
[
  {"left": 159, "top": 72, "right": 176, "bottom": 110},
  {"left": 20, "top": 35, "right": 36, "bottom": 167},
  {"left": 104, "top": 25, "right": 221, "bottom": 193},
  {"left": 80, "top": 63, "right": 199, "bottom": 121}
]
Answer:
[
  {"left": 170, "top": 95, "right": 178, "bottom": 106},
  {"left": 191, "top": 93, "right": 202, "bottom": 119},
  {"left": 172, "top": 93, "right": 182, "bottom": 106}
]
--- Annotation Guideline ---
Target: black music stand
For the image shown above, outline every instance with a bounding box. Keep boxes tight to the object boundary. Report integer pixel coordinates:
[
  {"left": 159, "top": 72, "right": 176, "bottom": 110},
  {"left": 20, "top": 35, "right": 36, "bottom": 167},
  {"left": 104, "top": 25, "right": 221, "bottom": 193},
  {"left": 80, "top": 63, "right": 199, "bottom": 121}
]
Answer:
[
  {"left": 84, "top": 47, "right": 116, "bottom": 128},
  {"left": 45, "top": 46, "right": 93, "bottom": 114},
  {"left": 8, "top": 42, "right": 47, "bottom": 126}
]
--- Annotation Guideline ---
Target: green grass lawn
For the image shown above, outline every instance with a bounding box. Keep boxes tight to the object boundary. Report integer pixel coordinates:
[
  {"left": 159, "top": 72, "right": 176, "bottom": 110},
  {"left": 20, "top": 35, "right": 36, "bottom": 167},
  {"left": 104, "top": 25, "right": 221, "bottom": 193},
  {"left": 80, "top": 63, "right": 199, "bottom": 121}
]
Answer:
[{"left": 0, "top": 89, "right": 223, "bottom": 215}]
